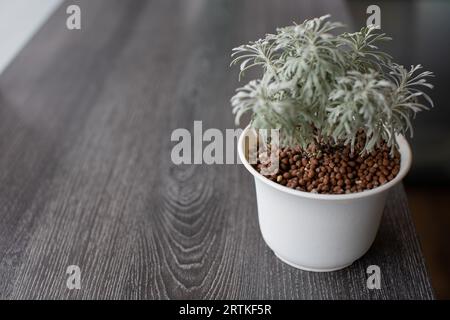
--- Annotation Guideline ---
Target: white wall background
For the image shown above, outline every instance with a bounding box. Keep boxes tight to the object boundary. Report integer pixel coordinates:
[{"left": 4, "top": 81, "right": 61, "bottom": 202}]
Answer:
[{"left": 0, "top": 0, "right": 62, "bottom": 74}]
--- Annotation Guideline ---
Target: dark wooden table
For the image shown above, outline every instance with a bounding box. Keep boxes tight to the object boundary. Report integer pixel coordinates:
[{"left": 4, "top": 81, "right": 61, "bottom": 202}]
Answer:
[{"left": 0, "top": 0, "right": 434, "bottom": 299}]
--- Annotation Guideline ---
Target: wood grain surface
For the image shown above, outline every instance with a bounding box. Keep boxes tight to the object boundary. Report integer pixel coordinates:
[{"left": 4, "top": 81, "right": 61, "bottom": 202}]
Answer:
[{"left": 0, "top": 0, "right": 434, "bottom": 299}]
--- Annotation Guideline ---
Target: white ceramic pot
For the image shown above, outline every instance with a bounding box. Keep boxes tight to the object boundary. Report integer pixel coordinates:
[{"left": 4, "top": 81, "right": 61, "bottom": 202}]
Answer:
[{"left": 238, "top": 126, "right": 412, "bottom": 272}]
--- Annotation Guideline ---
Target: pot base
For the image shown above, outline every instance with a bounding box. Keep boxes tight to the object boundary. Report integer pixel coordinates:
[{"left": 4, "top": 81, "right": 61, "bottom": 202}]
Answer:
[{"left": 274, "top": 252, "right": 354, "bottom": 272}]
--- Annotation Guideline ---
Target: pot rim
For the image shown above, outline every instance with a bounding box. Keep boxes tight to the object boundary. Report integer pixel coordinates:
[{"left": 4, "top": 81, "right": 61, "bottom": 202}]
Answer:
[{"left": 238, "top": 125, "right": 412, "bottom": 201}]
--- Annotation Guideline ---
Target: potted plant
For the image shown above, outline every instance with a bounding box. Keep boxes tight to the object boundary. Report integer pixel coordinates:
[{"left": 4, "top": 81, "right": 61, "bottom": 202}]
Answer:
[{"left": 231, "top": 15, "right": 434, "bottom": 271}]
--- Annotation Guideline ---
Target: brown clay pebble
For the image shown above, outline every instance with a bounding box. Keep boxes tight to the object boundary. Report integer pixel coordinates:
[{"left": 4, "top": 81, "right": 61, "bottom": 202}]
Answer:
[
  {"left": 283, "top": 172, "right": 291, "bottom": 179},
  {"left": 254, "top": 140, "right": 400, "bottom": 195}
]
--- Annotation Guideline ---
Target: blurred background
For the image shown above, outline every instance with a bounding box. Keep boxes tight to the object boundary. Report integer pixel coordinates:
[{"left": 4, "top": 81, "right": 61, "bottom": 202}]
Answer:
[{"left": 0, "top": 0, "right": 448, "bottom": 298}]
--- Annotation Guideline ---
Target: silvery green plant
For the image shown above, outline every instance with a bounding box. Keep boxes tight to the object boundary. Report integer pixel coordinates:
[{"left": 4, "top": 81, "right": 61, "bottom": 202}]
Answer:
[{"left": 230, "top": 15, "right": 433, "bottom": 154}]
